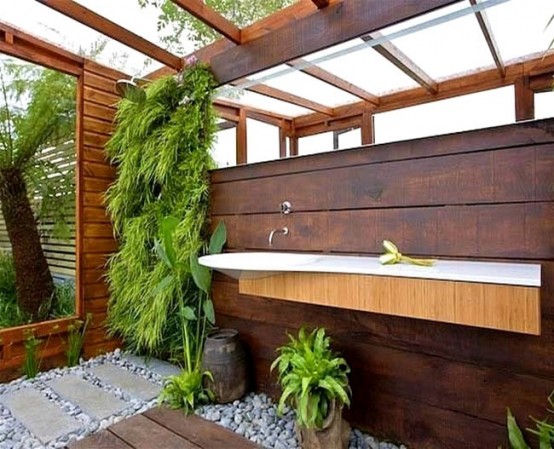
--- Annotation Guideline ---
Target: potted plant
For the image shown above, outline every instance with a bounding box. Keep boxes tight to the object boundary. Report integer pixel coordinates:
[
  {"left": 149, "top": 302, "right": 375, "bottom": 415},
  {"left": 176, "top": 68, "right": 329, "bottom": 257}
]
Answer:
[{"left": 271, "top": 327, "right": 351, "bottom": 449}]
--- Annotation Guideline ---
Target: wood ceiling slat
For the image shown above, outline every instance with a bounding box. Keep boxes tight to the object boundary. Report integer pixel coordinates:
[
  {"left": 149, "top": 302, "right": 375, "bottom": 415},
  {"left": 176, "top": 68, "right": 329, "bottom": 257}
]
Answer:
[
  {"left": 36, "top": 0, "right": 183, "bottom": 70},
  {"left": 362, "top": 32, "right": 438, "bottom": 94},
  {"left": 171, "top": 0, "right": 241, "bottom": 44},
  {"left": 469, "top": 0, "right": 505, "bottom": 77},
  {"left": 288, "top": 58, "right": 379, "bottom": 106}
]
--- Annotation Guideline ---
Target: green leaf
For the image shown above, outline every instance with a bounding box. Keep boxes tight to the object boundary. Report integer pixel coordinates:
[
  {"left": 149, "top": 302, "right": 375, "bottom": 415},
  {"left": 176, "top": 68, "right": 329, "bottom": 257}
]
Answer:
[
  {"left": 151, "top": 274, "right": 174, "bottom": 297},
  {"left": 154, "top": 238, "right": 174, "bottom": 269},
  {"left": 507, "top": 409, "right": 531, "bottom": 449},
  {"left": 209, "top": 221, "right": 227, "bottom": 255},
  {"left": 203, "top": 298, "right": 215, "bottom": 324},
  {"left": 180, "top": 306, "right": 196, "bottom": 321},
  {"left": 190, "top": 252, "right": 211, "bottom": 293},
  {"left": 539, "top": 424, "right": 551, "bottom": 449},
  {"left": 161, "top": 216, "right": 179, "bottom": 267}
]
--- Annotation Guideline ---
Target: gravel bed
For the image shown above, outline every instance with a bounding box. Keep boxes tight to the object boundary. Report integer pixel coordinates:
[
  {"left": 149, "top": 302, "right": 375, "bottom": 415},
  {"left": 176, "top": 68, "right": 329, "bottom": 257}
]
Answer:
[
  {"left": 0, "top": 350, "right": 406, "bottom": 449},
  {"left": 197, "top": 393, "right": 406, "bottom": 449}
]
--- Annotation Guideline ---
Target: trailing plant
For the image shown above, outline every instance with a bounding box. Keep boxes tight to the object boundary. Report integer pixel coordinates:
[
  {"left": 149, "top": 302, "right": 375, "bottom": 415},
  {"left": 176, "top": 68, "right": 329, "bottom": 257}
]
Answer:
[
  {"left": 66, "top": 313, "right": 92, "bottom": 367},
  {"left": 271, "top": 327, "right": 351, "bottom": 429},
  {"left": 507, "top": 394, "right": 554, "bottom": 449},
  {"left": 105, "top": 61, "right": 218, "bottom": 356},
  {"left": 22, "top": 330, "right": 41, "bottom": 379},
  {"left": 157, "top": 219, "right": 226, "bottom": 413}
]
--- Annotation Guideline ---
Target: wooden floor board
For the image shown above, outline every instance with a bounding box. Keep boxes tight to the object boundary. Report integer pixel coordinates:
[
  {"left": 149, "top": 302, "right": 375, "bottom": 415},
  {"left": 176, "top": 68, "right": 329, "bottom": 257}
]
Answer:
[
  {"left": 144, "top": 407, "right": 262, "bottom": 449},
  {"left": 69, "top": 430, "right": 132, "bottom": 449},
  {"left": 69, "top": 407, "right": 263, "bottom": 449}
]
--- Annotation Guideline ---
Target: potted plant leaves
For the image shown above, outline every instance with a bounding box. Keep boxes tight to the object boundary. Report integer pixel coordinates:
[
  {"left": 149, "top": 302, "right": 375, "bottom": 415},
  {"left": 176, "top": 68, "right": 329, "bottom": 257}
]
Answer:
[{"left": 271, "top": 327, "right": 351, "bottom": 449}]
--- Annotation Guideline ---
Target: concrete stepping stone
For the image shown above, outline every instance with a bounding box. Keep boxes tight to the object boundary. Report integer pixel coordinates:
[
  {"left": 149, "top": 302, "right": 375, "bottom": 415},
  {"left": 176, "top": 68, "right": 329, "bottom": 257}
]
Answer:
[
  {"left": 88, "top": 363, "right": 161, "bottom": 400},
  {"left": 122, "top": 354, "right": 181, "bottom": 378},
  {"left": 47, "top": 375, "right": 129, "bottom": 420},
  {"left": 0, "top": 388, "right": 82, "bottom": 444}
]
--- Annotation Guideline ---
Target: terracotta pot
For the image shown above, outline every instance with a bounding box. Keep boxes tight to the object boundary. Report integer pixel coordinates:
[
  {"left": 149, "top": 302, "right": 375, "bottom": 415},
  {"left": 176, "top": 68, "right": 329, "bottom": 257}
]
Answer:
[{"left": 296, "top": 399, "right": 351, "bottom": 449}]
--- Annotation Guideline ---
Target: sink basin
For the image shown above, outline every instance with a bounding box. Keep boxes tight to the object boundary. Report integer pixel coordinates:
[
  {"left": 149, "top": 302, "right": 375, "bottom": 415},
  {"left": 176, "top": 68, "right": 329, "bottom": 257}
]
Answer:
[{"left": 199, "top": 252, "right": 319, "bottom": 279}]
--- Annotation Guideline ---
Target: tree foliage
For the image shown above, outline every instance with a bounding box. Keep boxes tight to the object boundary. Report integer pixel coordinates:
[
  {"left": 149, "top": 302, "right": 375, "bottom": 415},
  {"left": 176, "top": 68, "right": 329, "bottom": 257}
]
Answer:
[
  {"left": 138, "top": 0, "right": 295, "bottom": 49},
  {"left": 105, "top": 63, "right": 217, "bottom": 355}
]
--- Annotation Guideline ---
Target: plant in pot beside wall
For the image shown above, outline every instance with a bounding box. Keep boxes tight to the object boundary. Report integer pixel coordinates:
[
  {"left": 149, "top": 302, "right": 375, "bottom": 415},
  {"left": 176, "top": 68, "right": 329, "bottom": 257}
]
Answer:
[{"left": 272, "top": 327, "right": 351, "bottom": 449}]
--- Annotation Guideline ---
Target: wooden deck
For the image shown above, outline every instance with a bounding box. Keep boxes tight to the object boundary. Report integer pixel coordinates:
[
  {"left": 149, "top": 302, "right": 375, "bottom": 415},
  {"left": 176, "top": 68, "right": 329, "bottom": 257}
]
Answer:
[{"left": 69, "top": 407, "right": 263, "bottom": 449}]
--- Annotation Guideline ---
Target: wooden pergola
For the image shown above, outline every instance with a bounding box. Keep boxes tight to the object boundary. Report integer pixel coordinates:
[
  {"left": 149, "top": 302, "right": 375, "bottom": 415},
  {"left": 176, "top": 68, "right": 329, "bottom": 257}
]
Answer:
[{"left": 2, "top": 0, "right": 550, "bottom": 165}]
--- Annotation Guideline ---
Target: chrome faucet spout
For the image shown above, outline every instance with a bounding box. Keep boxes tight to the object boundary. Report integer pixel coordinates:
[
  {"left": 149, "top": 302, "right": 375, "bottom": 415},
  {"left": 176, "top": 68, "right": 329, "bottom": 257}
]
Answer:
[{"left": 268, "top": 227, "right": 289, "bottom": 246}]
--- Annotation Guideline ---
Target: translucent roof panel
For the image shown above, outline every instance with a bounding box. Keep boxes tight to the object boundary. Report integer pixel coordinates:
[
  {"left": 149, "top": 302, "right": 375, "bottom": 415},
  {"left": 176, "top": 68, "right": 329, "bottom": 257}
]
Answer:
[
  {"left": 217, "top": 90, "right": 312, "bottom": 117},
  {"left": 262, "top": 70, "right": 359, "bottom": 107},
  {"left": 1, "top": 0, "right": 163, "bottom": 76},
  {"left": 379, "top": 2, "right": 494, "bottom": 79},
  {"left": 486, "top": 0, "right": 554, "bottom": 61}
]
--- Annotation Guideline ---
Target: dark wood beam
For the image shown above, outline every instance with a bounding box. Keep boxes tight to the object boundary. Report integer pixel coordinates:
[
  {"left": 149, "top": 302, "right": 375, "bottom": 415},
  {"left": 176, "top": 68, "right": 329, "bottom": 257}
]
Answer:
[
  {"left": 36, "top": 0, "right": 183, "bottom": 70},
  {"left": 287, "top": 58, "right": 379, "bottom": 106},
  {"left": 171, "top": 0, "right": 241, "bottom": 44},
  {"left": 311, "top": 0, "right": 330, "bottom": 8},
  {"left": 515, "top": 76, "right": 534, "bottom": 121},
  {"left": 205, "top": 0, "right": 463, "bottom": 85},
  {"left": 233, "top": 79, "right": 334, "bottom": 115},
  {"left": 236, "top": 109, "right": 247, "bottom": 164},
  {"left": 362, "top": 32, "right": 438, "bottom": 94},
  {"left": 217, "top": 120, "right": 237, "bottom": 131},
  {"left": 469, "top": 0, "right": 505, "bottom": 77}
]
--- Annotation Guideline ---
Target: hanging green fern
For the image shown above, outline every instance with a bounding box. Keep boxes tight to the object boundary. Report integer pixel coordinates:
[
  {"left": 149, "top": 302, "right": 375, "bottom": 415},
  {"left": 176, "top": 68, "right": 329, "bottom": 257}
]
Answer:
[{"left": 105, "top": 63, "right": 217, "bottom": 355}]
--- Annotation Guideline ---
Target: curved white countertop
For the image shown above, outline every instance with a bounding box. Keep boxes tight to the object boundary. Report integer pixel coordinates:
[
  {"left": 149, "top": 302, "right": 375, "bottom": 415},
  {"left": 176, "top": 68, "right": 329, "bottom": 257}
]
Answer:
[{"left": 199, "top": 252, "right": 541, "bottom": 287}]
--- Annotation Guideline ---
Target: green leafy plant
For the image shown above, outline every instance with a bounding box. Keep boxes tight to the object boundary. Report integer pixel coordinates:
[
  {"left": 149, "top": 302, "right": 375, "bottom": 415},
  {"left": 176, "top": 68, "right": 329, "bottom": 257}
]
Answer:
[
  {"left": 271, "top": 327, "right": 351, "bottom": 429},
  {"left": 138, "top": 0, "right": 295, "bottom": 49},
  {"left": 507, "top": 394, "right": 554, "bottom": 449},
  {"left": 0, "top": 59, "right": 76, "bottom": 317},
  {"left": 157, "top": 219, "right": 226, "bottom": 413},
  {"left": 66, "top": 313, "right": 91, "bottom": 367},
  {"left": 105, "top": 62, "right": 218, "bottom": 356},
  {"left": 22, "top": 330, "right": 42, "bottom": 378}
]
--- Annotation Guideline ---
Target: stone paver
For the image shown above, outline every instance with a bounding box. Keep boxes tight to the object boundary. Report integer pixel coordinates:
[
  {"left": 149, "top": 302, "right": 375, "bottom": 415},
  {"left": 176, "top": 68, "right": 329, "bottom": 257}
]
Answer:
[
  {"left": 88, "top": 363, "right": 161, "bottom": 400},
  {"left": 0, "top": 388, "right": 82, "bottom": 444},
  {"left": 47, "top": 375, "right": 129, "bottom": 420},
  {"left": 122, "top": 354, "right": 181, "bottom": 378}
]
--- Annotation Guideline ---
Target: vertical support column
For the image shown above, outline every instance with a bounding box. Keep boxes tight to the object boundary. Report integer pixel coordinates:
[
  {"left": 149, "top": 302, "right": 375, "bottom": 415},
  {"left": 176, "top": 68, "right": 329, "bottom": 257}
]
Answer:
[
  {"left": 279, "top": 120, "right": 288, "bottom": 158},
  {"left": 332, "top": 130, "right": 340, "bottom": 150},
  {"left": 515, "top": 77, "right": 534, "bottom": 122},
  {"left": 361, "top": 110, "right": 375, "bottom": 145},
  {"left": 289, "top": 121, "right": 299, "bottom": 156},
  {"left": 236, "top": 108, "right": 247, "bottom": 164}
]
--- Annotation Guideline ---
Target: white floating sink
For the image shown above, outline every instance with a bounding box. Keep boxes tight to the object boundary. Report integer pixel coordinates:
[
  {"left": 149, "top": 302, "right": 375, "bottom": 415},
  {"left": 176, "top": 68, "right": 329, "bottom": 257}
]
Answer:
[{"left": 199, "top": 252, "right": 541, "bottom": 286}]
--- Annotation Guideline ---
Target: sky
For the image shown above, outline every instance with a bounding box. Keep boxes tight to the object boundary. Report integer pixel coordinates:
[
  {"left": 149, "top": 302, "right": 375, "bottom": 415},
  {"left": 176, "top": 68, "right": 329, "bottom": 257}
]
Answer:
[{"left": 1, "top": 0, "right": 553, "bottom": 167}]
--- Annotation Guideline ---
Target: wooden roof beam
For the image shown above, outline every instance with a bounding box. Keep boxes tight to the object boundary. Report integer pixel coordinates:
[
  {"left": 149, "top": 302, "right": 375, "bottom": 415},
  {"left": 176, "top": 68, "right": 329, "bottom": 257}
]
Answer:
[
  {"left": 36, "top": 0, "right": 183, "bottom": 70},
  {"left": 362, "top": 32, "right": 438, "bottom": 94},
  {"left": 232, "top": 79, "right": 335, "bottom": 115},
  {"left": 311, "top": 0, "right": 330, "bottom": 8},
  {"left": 287, "top": 58, "right": 379, "bottom": 106},
  {"left": 469, "top": 0, "right": 505, "bottom": 77},
  {"left": 203, "top": 0, "right": 462, "bottom": 85},
  {"left": 171, "top": 0, "right": 241, "bottom": 44}
]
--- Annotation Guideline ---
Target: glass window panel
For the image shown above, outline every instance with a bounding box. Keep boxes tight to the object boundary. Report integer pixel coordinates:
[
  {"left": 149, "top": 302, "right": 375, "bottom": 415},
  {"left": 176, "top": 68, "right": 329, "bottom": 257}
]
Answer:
[
  {"left": 247, "top": 119, "right": 280, "bottom": 163},
  {"left": 211, "top": 128, "right": 236, "bottom": 168},
  {"left": 217, "top": 90, "right": 311, "bottom": 117},
  {"left": 299, "top": 132, "right": 335, "bottom": 156},
  {"left": 535, "top": 91, "right": 554, "bottom": 120},
  {"left": 374, "top": 86, "right": 515, "bottom": 144},
  {"left": 338, "top": 128, "right": 361, "bottom": 150}
]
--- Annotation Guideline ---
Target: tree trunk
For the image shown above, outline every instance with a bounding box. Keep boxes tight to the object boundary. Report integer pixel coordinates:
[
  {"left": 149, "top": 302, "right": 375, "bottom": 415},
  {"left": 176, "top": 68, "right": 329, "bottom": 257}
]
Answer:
[{"left": 0, "top": 167, "right": 54, "bottom": 317}]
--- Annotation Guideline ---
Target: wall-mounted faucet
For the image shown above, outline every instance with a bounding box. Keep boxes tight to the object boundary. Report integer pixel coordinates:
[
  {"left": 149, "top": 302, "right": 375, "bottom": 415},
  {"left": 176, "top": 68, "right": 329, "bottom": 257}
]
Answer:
[{"left": 268, "top": 227, "right": 289, "bottom": 246}]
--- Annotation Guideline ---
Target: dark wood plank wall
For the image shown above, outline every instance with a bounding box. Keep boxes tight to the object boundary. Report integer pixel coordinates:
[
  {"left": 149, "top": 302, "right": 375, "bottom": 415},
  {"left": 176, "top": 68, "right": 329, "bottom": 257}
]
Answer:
[{"left": 210, "top": 118, "right": 554, "bottom": 449}]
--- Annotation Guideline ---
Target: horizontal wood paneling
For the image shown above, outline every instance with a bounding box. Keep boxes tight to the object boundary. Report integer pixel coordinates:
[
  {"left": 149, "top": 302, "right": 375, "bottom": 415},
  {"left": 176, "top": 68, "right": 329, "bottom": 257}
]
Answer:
[{"left": 210, "top": 118, "right": 554, "bottom": 448}]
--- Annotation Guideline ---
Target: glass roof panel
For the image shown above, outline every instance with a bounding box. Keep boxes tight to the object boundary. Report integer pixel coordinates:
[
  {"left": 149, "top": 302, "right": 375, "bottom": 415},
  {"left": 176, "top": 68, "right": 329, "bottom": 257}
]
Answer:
[
  {"left": 262, "top": 70, "right": 359, "bottom": 107},
  {"left": 487, "top": 0, "right": 554, "bottom": 61},
  {"left": 0, "top": 0, "right": 161, "bottom": 76},
  {"left": 218, "top": 90, "right": 312, "bottom": 117},
  {"left": 380, "top": 2, "right": 494, "bottom": 79},
  {"left": 211, "top": 0, "right": 299, "bottom": 28}
]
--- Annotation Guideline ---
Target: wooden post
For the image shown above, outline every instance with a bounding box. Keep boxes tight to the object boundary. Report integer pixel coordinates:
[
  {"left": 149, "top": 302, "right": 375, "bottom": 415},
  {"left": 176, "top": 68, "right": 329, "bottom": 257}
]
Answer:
[
  {"left": 361, "top": 110, "right": 374, "bottom": 145},
  {"left": 515, "top": 77, "right": 534, "bottom": 122},
  {"left": 5, "top": 32, "right": 14, "bottom": 45},
  {"left": 236, "top": 108, "right": 247, "bottom": 164},
  {"left": 279, "top": 120, "right": 287, "bottom": 158},
  {"left": 290, "top": 137, "right": 299, "bottom": 156}
]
